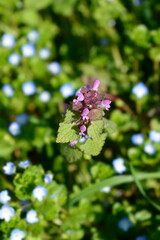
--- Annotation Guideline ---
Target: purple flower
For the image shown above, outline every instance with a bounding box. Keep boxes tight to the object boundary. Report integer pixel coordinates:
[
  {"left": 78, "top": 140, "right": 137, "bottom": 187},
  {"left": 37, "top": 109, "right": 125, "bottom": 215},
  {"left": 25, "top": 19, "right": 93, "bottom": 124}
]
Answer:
[
  {"left": 64, "top": 103, "right": 69, "bottom": 109},
  {"left": 92, "top": 80, "right": 100, "bottom": 91},
  {"left": 70, "top": 140, "right": 78, "bottom": 148},
  {"left": 73, "top": 93, "right": 84, "bottom": 105},
  {"left": 100, "top": 100, "right": 111, "bottom": 110},
  {"left": 79, "top": 125, "right": 86, "bottom": 136},
  {"left": 81, "top": 108, "right": 89, "bottom": 121}
]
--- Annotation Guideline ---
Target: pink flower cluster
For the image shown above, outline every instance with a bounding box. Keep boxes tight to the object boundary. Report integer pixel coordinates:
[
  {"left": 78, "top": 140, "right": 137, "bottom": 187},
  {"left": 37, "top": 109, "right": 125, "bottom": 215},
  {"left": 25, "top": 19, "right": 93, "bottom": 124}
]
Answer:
[{"left": 69, "top": 80, "right": 111, "bottom": 148}]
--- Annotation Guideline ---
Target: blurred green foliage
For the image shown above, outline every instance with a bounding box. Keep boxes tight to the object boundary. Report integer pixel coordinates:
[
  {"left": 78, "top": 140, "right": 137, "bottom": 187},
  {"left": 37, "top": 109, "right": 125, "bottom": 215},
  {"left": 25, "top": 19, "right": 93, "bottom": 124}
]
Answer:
[{"left": 0, "top": 0, "right": 160, "bottom": 239}]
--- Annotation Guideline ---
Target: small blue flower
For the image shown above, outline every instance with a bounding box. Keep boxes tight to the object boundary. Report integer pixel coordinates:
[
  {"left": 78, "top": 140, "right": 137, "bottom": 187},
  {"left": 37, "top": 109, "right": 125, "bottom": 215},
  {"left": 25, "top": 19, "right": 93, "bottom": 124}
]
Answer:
[
  {"left": 32, "top": 185, "right": 48, "bottom": 202},
  {"left": 8, "top": 122, "right": 21, "bottom": 136},
  {"left": 21, "top": 43, "right": 35, "bottom": 57},
  {"left": 39, "top": 91, "right": 51, "bottom": 103},
  {"left": 8, "top": 53, "right": 21, "bottom": 66},
  {"left": 60, "top": 83, "right": 74, "bottom": 98},
  {"left": 100, "top": 38, "right": 109, "bottom": 46},
  {"left": 18, "top": 160, "right": 30, "bottom": 168},
  {"left": 48, "top": 62, "right": 61, "bottom": 74},
  {"left": 135, "top": 236, "right": 147, "bottom": 240},
  {"left": 149, "top": 130, "right": 160, "bottom": 143},
  {"left": 39, "top": 48, "right": 50, "bottom": 60},
  {"left": 26, "top": 209, "right": 39, "bottom": 224},
  {"left": 131, "top": 133, "right": 144, "bottom": 145},
  {"left": 132, "top": 82, "right": 149, "bottom": 99},
  {"left": 44, "top": 173, "right": 53, "bottom": 184},
  {"left": 27, "top": 30, "right": 40, "bottom": 43},
  {"left": 133, "top": 0, "right": 142, "bottom": 6},
  {"left": 3, "top": 162, "right": 16, "bottom": 175},
  {"left": 112, "top": 158, "right": 126, "bottom": 174},
  {"left": 50, "top": 193, "right": 57, "bottom": 199},
  {"left": 1, "top": 33, "right": 15, "bottom": 49},
  {"left": 0, "top": 205, "right": 15, "bottom": 222},
  {"left": 16, "top": 113, "right": 29, "bottom": 125},
  {"left": 100, "top": 186, "right": 111, "bottom": 193},
  {"left": 10, "top": 228, "right": 25, "bottom": 240},
  {"left": 118, "top": 216, "right": 133, "bottom": 232},
  {"left": 108, "top": 19, "right": 116, "bottom": 27},
  {"left": 22, "top": 81, "right": 36, "bottom": 96},
  {"left": 0, "top": 190, "right": 11, "bottom": 204},
  {"left": 79, "top": 135, "right": 89, "bottom": 143},
  {"left": 2, "top": 84, "right": 14, "bottom": 98},
  {"left": 144, "top": 143, "right": 156, "bottom": 155}
]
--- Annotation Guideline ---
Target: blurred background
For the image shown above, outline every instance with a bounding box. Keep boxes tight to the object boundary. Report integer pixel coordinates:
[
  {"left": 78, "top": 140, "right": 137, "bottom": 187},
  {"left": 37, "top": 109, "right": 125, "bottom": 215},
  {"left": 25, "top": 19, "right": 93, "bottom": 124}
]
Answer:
[{"left": 0, "top": 0, "right": 160, "bottom": 239}]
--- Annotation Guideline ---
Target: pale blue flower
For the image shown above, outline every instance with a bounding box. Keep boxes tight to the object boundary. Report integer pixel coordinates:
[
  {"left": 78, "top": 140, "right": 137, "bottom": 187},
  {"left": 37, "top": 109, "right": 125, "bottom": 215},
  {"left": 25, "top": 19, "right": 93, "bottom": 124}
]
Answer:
[
  {"left": 2, "top": 84, "right": 14, "bottom": 98},
  {"left": 22, "top": 81, "right": 36, "bottom": 96},
  {"left": 132, "top": 82, "right": 149, "bottom": 99},
  {"left": 18, "top": 160, "right": 30, "bottom": 168},
  {"left": 60, "top": 83, "right": 74, "bottom": 98},
  {"left": 27, "top": 30, "right": 40, "bottom": 43},
  {"left": 44, "top": 173, "right": 53, "bottom": 184},
  {"left": 16, "top": 113, "right": 29, "bottom": 125},
  {"left": 131, "top": 133, "right": 144, "bottom": 145},
  {"left": 3, "top": 162, "right": 16, "bottom": 175},
  {"left": 48, "top": 62, "right": 61, "bottom": 74},
  {"left": 133, "top": 0, "right": 142, "bottom": 6},
  {"left": 100, "top": 38, "right": 108, "bottom": 46},
  {"left": 149, "top": 130, "right": 160, "bottom": 143},
  {"left": 0, "top": 205, "right": 15, "bottom": 222},
  {"left": 21, "top": 43, "right": 35, "bottom": 57},
  {"left": 100, "top": 186, "right": 111, "bottom": 193},
  {"left": 112, "top": 158, "right": 126, "bottom": 174},
  {"left": 8, "top": 122, "right": 21, "bottom": 136},
  {"left": 16, "top": 1, "right": 23, "bottom": 9},
  {"left": 144, "top": 143, "right": 156, "bottom": 155},
  {"left": 108, "top": 19, "right": 116, "bottom": 27},
  {"left": 1, "top": 33, "right": 15, "bottom": 49},
  {"left": 26, "top": 209, "right": 39, "bottom": 224},
  {"left": 50, "top": 193, "right": 57, "bottom": 199},
  {"left": 10, "top": 228, "right": 25, "bottom": 240},
  {"left": 135, "top": 236, "right": 147, "bottom": 240},
  {"left": 79, "top": 135, "right": 89, "bottom": 143},
  {"left": 39, "top": 48, "right": 50, "bottom": 60},
  {"left": 8, "top": 53, "right": 21, "bottom": 66},
  {"left": 0, "top": 190, "right": 11, "bottom": 204},
  {"left": 118, "top": 216, "right": 133, "bottom": 232},
  {"left": 39, "top": 91, "right": 51, "bottom": 103},
  {"left": 32, "top": 185, "right": 48, "bottom": 202}
]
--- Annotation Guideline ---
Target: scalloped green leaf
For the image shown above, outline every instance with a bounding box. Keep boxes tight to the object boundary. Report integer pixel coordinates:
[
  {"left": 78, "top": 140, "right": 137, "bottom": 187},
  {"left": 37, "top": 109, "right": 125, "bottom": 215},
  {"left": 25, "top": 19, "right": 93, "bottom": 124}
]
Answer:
[
  {"left": 104, "top": 119, "right": 117, "bottom": 135},
  {"left": 63, "top": 144, "right": 82, "bottom": 162},
  {"left": 56, "top": 122, "right": 79, "bottom": 143}
]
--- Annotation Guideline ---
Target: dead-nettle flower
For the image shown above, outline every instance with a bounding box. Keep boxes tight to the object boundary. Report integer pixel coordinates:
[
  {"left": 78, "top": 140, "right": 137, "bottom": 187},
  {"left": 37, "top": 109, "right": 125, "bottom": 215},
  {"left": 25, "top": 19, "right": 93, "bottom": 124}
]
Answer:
[
  {"left": 70, "top": 140, "right": 78, "bottom": 148},
  {"left": 70, "top": 80, "right": 111, "bottom": 147}
]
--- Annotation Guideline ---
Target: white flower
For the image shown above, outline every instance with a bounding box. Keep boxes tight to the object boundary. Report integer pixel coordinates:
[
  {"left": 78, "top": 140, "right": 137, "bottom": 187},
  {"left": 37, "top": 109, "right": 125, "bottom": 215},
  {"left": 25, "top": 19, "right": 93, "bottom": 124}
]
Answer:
[
  {"left": 112, "top": 158, "right": 126, "bottom": 174},
  {"left": 26, "top": 210, "right": 39, "bottom": 224},
  {"left": 39, "top": 91, "right": 51, "bottom": 103},
  {"left": 0, "top": 190, "right": 11, "bottom": 204},
  {"left": 32, "top": 185, "right": 48, "bottom": 201},
  {"left": 3, "top": 162, "right": 16, "bottom": 175},
  {"left": 0, "top": 205, "right": 15, "bottom": 222}
]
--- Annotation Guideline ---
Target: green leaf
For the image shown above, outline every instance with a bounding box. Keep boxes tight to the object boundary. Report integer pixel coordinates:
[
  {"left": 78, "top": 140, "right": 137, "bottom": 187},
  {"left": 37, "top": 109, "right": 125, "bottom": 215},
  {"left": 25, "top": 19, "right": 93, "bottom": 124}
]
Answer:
[
  {"left": 56, "top": 110, "right": 79, "bottom": 143},
  {"left": 56, "top": 122, "right": 79, "bottom": 143},
  {"left": 64, "top": 109, "right": 78, "bottom": 124},
  {"left": 129, "top": 163, "right": 160, "bottom": 211},
  {"left": 104, "top": 119, "right": 117, "bottom": 135},
  {"left": 62, "top": 144, "right": 82, "bottom": 162},
  {"left": 25, "top": 0, "right": 52, "bottom": 10},
  {"left": 68, "top": 171, "right": 160, "bottom": 208},
  {"left": 87, "top": 120, "right": 104, "bottom": 139},
  {"left": 80, "top": 133, "right": 107, "bottom": 156}
]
